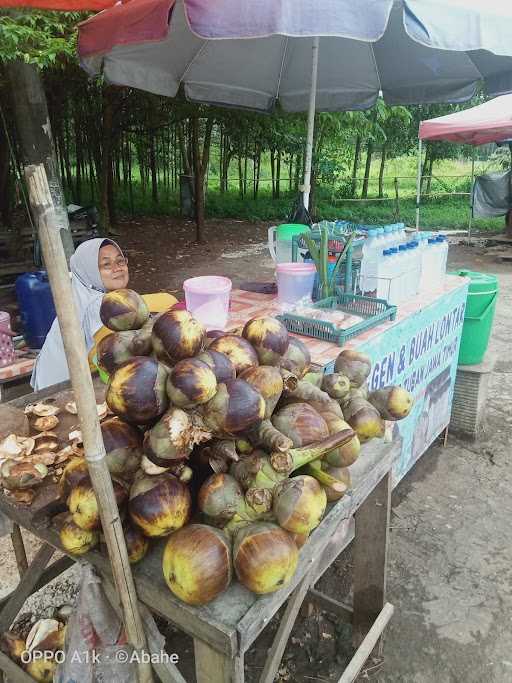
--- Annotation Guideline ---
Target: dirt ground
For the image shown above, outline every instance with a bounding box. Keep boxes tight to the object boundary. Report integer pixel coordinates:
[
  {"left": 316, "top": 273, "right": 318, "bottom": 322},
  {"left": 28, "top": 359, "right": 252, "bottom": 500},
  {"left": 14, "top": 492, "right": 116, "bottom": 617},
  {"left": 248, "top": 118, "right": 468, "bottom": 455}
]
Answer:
[{"left": 0, "top": 217, "right": 510, "bottom": 682}]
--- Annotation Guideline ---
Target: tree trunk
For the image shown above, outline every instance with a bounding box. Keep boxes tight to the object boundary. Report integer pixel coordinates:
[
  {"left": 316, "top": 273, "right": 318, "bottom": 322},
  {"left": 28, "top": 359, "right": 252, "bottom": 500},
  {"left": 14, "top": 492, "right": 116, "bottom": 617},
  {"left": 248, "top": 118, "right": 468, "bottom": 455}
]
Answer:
[
  {"left": 270, "top": 149, "right": 276, "bottom": 198},
  {"left": 378, "top": 144, "right": 387, "bottom": 198},
  {"left": 100, "top": 85, "right": 115, "bottom": 234},
  {"left": 238, "top": 155, "right": 244, "bottom": 199},
  {"left": 276, "top": 152, "right": 281, "bottom": 199},
  {"left": 74, "top": 105, "right": 83, "bottom": 204},
  {"left": 351, "top": 135, "right": 361, "bottom": 197},
  {"left": 6, "top": 60, "right": 74, "bottom": 262},
  {"left": 191, "top": 116, "right": 213, "bottom": 244},
  {"left": 361, "top": 139, "right": 373, "bottom": 199},
  {"left": 149, "top": 130, "right": 158, "bottom": 205},
  {"left": 0, "top": 118, "right": 12, "bottom": 226}
]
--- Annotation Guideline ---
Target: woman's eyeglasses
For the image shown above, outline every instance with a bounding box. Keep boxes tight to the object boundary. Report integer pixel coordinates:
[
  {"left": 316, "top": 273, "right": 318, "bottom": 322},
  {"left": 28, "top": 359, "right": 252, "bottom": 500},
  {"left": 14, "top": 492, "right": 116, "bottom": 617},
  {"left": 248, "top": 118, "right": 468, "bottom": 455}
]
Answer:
[{"left": 100, "top": 257, "right": 129, "bottom": 272}]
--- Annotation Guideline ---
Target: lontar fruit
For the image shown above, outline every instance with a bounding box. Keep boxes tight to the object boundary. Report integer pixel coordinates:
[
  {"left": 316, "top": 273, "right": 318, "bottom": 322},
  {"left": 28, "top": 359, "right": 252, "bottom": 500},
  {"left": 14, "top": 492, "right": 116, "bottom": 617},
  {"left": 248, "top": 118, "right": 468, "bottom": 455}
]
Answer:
[
  {"left": 273, "top": 475, "right": 327, "bottom": 535},
  {"left": 242, "top": 317, "right": 289, "bottom": 366},
  {"left": 272, "top": 403, "right": 329, "bottom": 447},
  {"left": 368, "top": 386, "right": 414, "bottom": 421},
  {"left": 233, "top": 522, "right": 298, "bottom": 594},
  {"left": 162, "top": 524, "right": 232, "bottom": 605},
  {"left": 101, "top": 417, "right": 143, "bottom": 482},
  {"left": 344, "top": 398, "right": 385, "bottom": 442},
  {"left": 106, "top": 357, "right": 168, "bottom": 424},
  {"left": 128, "top": 472, "right": 191, "bottom": 537},
  {"left": 279, "top": 337, "right": 311, "bottom": 378},
  {"left": 334, "top": 350, "right": 372, "bottom": 388},
  {"left": 152, "top": 309, "right": 206, "bottom": 365},
  {"left": 197, "top": 349, "right": 236, "bottom": 384},
  {"left": 96, "top": 324, "right": 153, "bottom": 374},
  {"left": 209, "top": 335, "right": 259, "bottom": 375},
  {"left": 166, "top": 358, "right": 217, "bottom": 408},
  {"left": 100, "top": 288, "right": 149, "bottom": 331}
]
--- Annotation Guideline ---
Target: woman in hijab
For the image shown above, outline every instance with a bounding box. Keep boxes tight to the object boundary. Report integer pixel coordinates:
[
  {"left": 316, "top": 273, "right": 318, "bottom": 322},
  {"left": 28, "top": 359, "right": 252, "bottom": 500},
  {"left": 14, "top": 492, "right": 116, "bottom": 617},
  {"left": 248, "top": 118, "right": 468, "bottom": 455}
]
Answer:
[{"left": 31, "top": 238, "right": 129, "bottom": 391}]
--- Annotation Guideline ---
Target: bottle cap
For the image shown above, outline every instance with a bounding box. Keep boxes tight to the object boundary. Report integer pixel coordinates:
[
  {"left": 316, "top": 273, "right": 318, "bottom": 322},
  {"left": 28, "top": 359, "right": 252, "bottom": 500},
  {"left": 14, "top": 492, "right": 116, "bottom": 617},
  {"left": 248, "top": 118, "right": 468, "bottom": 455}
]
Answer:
[
  {"left": 411, "top": 241, "right": 419, "bottom": 247},
  {"left": 428, "top": 238, "right": 436, "bottom": 244},
  {"left": 384, "top": 226, "right": 392, "bottom": 233},
  {"left": 390, "top": 247, "right": 398, "bottom": 253},
  {"left": 368, "top": 229, "right": 378, "bottom": 237},
  {"left": 383, "top": 249, "right": 390, "bottom": 256},
  {"left": 399, "top": 245, "right": 407, "bottom": 251}
]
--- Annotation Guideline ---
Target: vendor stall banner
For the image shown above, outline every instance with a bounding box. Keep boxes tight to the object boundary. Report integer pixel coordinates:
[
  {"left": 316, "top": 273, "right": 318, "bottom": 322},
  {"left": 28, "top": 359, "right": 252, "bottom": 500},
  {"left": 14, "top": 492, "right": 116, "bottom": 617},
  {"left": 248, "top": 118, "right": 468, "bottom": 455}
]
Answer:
[{"left": 359, "top": 282, "right": 469, "bottom": 485}]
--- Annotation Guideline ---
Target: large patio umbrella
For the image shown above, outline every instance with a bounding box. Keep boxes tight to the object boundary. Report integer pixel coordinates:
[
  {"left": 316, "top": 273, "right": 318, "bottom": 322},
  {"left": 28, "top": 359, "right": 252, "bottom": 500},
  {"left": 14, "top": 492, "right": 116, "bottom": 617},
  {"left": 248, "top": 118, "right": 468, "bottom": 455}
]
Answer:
[
  {"left": 416, "top": 94, "right": 512, "bottom": 233},
  {"left": 78, "top": 0, "right": 512, "bottom": 210}
]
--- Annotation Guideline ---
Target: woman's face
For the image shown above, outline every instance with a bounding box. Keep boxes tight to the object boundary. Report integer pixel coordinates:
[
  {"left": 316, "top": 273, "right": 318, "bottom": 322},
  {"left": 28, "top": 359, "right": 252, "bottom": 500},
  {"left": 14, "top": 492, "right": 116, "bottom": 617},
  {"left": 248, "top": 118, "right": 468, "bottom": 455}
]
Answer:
[{"left": 98, "top": 244, "right": 129, "bottom": 291}]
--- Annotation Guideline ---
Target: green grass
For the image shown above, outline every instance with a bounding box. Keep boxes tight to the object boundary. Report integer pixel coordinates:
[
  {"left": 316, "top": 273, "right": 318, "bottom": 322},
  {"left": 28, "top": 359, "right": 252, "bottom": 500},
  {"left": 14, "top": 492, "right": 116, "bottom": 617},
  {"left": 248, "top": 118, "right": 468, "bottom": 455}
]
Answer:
[{"left": 71, "top": 155, "right": 505, "bottom": 232}]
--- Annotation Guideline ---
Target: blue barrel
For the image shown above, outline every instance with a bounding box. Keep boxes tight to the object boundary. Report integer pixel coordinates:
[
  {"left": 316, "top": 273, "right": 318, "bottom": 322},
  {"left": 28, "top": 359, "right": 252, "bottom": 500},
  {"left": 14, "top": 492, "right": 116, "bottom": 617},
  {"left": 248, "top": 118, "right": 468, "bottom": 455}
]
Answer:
[{"left": 15, "top": 271, "right": 56, "bottom": 349}]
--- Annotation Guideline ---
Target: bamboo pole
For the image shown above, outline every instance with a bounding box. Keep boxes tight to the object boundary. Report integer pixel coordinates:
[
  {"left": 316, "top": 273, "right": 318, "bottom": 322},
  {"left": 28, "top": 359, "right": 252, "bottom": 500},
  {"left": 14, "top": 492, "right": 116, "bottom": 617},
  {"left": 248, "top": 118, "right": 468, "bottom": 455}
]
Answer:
[{"left": 24, "top": 164, "right": 152, "bottom": 683}]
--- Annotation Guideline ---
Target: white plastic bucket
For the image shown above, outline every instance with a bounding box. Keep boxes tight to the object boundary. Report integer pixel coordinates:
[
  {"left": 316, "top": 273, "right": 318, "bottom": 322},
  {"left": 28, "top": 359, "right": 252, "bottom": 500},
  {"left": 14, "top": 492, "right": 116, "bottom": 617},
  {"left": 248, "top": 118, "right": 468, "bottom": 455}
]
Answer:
[
  {"left": 183, "top": 276, "right": 232, "bottom": 330},
  {"left": 276, "top": 263, "right": 316, "bottom": 304}
]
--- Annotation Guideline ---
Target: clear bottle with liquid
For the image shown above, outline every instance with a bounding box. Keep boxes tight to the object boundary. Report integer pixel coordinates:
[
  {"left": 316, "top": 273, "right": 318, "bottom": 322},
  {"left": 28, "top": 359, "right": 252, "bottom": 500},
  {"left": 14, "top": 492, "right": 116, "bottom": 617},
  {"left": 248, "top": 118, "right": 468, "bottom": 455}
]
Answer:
[{"left": 360, "top": 228, "right": 379, "bottom": 293}]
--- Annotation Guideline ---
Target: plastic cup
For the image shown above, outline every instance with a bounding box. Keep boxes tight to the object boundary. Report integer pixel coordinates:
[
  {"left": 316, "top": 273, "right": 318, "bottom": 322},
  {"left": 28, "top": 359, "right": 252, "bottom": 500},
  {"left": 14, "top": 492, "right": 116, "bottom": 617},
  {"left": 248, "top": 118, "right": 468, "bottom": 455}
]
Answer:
[
  {"left": 276, "top": 263, "right": 316, "bottom": 304},
  {"left": 183, "top": 276, "right": 232, "bottom": 330}
]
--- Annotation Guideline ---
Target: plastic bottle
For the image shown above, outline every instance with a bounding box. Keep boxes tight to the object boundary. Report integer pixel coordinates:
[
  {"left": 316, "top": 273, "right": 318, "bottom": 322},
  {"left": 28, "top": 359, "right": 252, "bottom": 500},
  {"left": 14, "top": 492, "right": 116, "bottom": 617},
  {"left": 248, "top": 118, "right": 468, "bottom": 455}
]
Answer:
[
  {"left": 397, "top": 244, "right": 409, "bottom": 300},
  {"left": 383, "top": 226, "right": 393, "bottom": 248},
  {"left": 409, "top": 241, "right": 422, "bottom": 295},
  {"left": 420, "top": 238, "right": 439, "bottom": 293},
  {"left": 439, "top": 235, "right": 449, "bottom": 284},
  {"left": 434, "top": 236, "right": 448, "bottom": 286},
  {"left": 377, "top": 250, "right": 392, "bottom": 301},
  {"left": 360, "top": 229, "right": 378, "bottom": 293},
  {"left": 389, "top": 247, "right": 402, "bottom": 303}
]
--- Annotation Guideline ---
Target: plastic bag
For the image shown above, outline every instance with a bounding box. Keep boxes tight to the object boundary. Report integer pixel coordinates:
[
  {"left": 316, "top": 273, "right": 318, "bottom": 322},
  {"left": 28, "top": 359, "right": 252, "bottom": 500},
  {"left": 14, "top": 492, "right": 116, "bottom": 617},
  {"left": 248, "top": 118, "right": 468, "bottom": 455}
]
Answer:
[{"left": 54, "top": 563, "right": 166, "bottom": 683}]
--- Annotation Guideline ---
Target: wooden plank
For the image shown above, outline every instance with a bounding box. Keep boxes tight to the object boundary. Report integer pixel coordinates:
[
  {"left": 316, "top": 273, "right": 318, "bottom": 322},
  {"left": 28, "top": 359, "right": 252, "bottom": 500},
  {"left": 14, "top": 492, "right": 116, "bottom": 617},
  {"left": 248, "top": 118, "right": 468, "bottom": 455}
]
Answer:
[
  {"left": 307, "top": 589, "right": 353, "bottom": 623},
  {"left": 259, "top": 571, "right": 315, "bottom": 683},
  {"left": 309, "top": 518, "right": 353, "bottom": 586},
  {"left": 194, "top": 639, "right": 244, "bottom": 683},
  {"left": 0, "top": 556, "right": 74, "bottom": 612},
  {"left": 0, "top": 651, "right": 35, "bottom": 683},
  {"left": 352, "top": 471, "right": 391, "bottom": 649},
  {"left": 0, "top": 543, "right": 54, "bottom": 633},
  {"left": 10, "top": 525, "right": 28, "bottom": 577},
  {"left": 338, "top": 603, "right": 394, "bottom": 683}
]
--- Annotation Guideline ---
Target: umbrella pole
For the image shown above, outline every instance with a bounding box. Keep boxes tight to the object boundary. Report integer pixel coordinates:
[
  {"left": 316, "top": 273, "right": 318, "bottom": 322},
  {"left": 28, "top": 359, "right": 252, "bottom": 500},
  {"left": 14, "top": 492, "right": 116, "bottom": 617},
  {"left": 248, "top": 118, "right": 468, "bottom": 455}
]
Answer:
[
  {"left": 303, "top": 37, "right": 320, "bottom": 211},
  {"left": 25, "top": 164, "right": 153, "bottom": 683},
  {"left": 415, "top": 138, "right": 422, "bottom": 231},
  {"left": 468, "top": 148, "right": 475, "bottom": 242}
]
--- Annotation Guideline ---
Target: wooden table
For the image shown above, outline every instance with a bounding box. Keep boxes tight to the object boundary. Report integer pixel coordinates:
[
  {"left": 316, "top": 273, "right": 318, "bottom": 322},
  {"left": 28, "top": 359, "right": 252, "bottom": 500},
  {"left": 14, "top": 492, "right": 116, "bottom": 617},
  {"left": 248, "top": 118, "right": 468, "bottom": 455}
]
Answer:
[
  {"left": 0, "top": 354, "right": 35, "bottom": 403},
  {"left": 0, "top": 381, "right": 396, "bottom": 683}
]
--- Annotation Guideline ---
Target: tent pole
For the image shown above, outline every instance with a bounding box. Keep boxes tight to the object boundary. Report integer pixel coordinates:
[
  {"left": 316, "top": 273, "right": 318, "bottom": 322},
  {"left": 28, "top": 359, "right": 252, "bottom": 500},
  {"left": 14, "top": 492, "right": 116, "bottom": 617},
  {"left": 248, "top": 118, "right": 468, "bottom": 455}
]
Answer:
[
  {"left": 303, "top": 36, "right": 319, "bottom": 211},
  {"left": 415, "top": 138, "right": 422, "bottom": 231},
  {"left": 24, "top": 164, "right": 153, "bottom": 683},
  {"left": 468, "top": 148, "right": 475, "bottom": 242}
]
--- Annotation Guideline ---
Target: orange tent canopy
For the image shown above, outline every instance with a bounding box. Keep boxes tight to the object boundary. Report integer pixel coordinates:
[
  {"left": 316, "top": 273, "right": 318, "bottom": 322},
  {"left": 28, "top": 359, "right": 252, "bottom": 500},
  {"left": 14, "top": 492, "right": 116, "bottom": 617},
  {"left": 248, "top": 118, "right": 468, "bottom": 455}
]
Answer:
[{"left": 0, "top": 0, "right": 119, "bottom": 10}]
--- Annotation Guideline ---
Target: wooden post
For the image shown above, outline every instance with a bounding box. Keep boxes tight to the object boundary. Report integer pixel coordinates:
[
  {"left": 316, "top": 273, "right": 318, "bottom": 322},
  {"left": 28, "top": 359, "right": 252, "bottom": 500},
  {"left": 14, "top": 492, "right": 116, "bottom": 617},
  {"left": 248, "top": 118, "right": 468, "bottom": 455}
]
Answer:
[
  {"left": 24, "top": 164, "right": 152, "bottom": 683},
  {"left": 10, "top": 524, "right": 28, "bottom": 577},
  {"left": 352, "top": 471, "right": 391, "bottom": 650}
]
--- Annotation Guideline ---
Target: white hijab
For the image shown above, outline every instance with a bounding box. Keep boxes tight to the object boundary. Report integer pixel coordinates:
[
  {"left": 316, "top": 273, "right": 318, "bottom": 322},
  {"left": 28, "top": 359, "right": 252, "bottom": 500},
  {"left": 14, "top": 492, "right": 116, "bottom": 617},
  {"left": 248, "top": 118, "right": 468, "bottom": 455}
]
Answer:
[{"left": 30, "top": 238, "right": 123, "bottom": 391}]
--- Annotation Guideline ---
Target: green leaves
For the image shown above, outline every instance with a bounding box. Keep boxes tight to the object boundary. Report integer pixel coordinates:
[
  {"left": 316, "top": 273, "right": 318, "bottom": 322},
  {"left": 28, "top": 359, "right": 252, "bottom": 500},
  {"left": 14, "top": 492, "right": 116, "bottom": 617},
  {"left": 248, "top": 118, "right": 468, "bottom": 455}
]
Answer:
[{"left": 0, "top": 10, "right": 85, "bottom": 68}]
